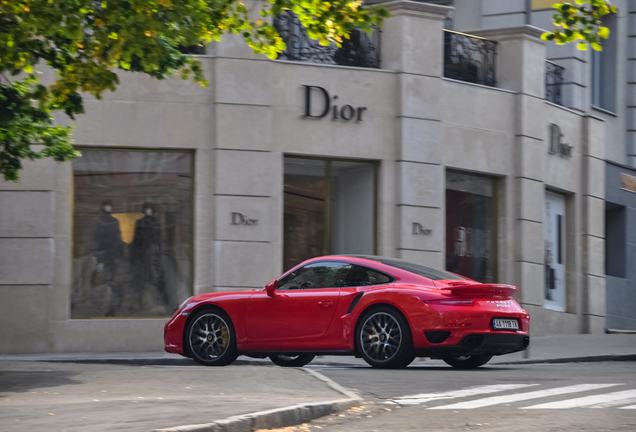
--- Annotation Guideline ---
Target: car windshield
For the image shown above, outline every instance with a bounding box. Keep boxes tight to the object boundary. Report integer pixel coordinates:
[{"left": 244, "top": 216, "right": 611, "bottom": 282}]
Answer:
[{"left": 344, "top": 255, "right": 467, "bottom": 281}]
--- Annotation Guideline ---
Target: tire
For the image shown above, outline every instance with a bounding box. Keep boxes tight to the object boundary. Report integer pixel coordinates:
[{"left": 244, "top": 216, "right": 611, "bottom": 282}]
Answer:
[
  {"left": 356, "top": 306, "right": 414, "bottom": 369},
  {"left": 186, "top": 308, "right": 239, "bottom": 366},
  {"left": 442, "top": 354, "right": 493, "bottom": 369},
  {"left": 269, "top": 354, "right": 316, "bottom": 367}
]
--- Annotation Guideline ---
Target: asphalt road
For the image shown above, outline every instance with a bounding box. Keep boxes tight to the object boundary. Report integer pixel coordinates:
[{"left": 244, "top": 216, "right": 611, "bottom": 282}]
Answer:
[
  {"left": 0, "top": 360, "right": 342, "bottom": 432},
  {"left": 296, "top": 360, "right": 636, "bottom": 432}
]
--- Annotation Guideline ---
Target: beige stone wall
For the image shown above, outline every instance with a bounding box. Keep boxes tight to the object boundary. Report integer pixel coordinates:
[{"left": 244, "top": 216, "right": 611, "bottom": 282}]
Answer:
[{"left": 0, "top": 1, "right": 608, "bottom": 353}]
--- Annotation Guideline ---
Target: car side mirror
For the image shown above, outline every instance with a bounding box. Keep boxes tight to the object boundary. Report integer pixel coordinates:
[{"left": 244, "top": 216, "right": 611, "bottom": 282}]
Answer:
[{"left": 265, "top": 279, "right": 278, "bottom": 297}]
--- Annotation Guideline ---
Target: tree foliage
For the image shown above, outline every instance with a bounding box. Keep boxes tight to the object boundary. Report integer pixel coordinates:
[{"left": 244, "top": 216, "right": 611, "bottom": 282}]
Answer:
[
  {"left": 0, "top": 0, "right": 388, "bottom": 181},
  {"left": 0, "top": 1, "right": 618, "bottom": 182},
  {"left": 542, "top": 0, "right": 617, "bottom": 51}
]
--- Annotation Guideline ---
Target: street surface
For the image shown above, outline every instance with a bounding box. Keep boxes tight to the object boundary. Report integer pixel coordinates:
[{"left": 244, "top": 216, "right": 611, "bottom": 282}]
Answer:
[
  {"left": 0, "top": 360, "right": 342, "bottom": 432},
  {"left": 295, "top": 360, "right": 636, "bottom": 432},
  {"left": 1, "top": 357, "right": 635, "bottom": 431}
]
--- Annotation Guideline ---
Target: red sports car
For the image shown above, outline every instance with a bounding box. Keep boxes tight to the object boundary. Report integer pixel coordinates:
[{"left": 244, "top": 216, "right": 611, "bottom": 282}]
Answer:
[{"left": 164, "top": 255, "right": 530, "bottom": 369}]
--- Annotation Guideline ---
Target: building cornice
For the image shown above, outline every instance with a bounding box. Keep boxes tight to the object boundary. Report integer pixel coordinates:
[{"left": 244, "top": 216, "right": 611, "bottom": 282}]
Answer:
[
  {"left": 368, "top": 0, "right": 453, "bottom": 20},
  {"left": 467, "top": 25, "right": 546, "bottom": 44}
]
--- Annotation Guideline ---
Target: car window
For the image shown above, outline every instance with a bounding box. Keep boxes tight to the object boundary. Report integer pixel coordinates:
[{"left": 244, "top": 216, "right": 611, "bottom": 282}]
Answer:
[
  {"left": 342, "top": 265, "right": 395, "bottom": 287},
  {"left": 344, "top": 255, "right": 467, "bottom": 281},
  {"left": 278, "top": 262, "right": 351, "bottom": 290}
]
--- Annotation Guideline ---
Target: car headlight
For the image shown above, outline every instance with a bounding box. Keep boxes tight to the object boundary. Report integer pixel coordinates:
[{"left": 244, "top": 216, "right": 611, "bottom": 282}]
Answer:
[{"left": 178, "top": 296, "right": 193, "bottom": 311}]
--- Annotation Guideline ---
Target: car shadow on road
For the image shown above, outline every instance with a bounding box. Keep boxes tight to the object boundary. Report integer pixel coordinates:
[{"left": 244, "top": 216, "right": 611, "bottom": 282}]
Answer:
[{"left": 0, "top": 370, "right": 82, "bottom": 394}]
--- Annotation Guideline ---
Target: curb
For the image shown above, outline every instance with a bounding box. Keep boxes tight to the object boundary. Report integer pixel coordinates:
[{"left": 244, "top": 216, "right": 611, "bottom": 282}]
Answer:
[
  {"left": 153, "top": 398, "right": 358, "bottom": 432},
  {"left": 494, "top": 353, "right": 636, "bottom": 365},
  {"left": 153, "top": 368, "right": 362, "bottom": 432}
]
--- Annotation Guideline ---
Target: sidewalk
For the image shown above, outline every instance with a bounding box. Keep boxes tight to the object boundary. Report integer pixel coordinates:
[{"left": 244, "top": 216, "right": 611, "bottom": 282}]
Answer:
[
  {"left": 0, "top": 359, "right": 349, "bottom": 432},
  {"left": 3, "top": 333, "right": 635, "bottom": 366}
]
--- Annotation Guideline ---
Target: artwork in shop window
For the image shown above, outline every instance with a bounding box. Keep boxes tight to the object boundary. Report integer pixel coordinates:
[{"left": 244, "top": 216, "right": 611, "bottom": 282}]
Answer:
[
  {"left": 544, "top": 192, "right": 566, "bottom": 312},
  {"left": 445, "top": 171, "right": 497, "bottom": 284},
  {"left": 71, "top": 150, "right": 193, "bottom": 318}
]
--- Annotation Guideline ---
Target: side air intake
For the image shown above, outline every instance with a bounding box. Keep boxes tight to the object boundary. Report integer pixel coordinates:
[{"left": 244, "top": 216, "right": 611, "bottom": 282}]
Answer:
[{"left": 425, "top": 330, "right": 451, "bottom": 344}]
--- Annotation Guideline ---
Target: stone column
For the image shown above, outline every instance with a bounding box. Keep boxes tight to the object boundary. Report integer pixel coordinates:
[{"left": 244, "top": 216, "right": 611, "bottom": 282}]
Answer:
[
  {"left": 212, "top": 21, "right": 281, "bottom": 292},
  {"left": 471, "top": 26, "right": 548, "bottom": 312},
  {"left": 582, "top": 115, "right": 607, "bottom": 333},
  {"left": 0, "top": 156, "right": 57, "bottom": 353},
  {"left": 379, "top": 0, "right": 451, "bottom": 267}
]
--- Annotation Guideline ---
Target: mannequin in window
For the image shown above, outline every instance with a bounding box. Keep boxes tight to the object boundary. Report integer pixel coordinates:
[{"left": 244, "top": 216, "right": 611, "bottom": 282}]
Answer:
[
  {"left": 91, "top": 199, "right": 124, "bottom": 316},
  {"left": 131, "top": 202, "right": 169, "bottom": 313}
]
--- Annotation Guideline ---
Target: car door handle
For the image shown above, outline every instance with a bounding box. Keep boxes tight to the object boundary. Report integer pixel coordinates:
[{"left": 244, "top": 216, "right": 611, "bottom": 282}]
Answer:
[{"left": 318, "top": 300, "right": 333, "bottom": 307}]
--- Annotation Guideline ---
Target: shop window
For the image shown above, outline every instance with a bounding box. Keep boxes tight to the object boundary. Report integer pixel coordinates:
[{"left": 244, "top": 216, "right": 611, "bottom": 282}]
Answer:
[
  {"left": 71, "top": 149, "right": 193, "bottom": 318},
  {"left": 605, "top": 203, "right": 626, "bottom": 278},
  {"left": 544, "top": 191, "right": 567, "bottom": 312},
  {"left": 283, "top": 157, "right": 376, "bottom": 271},
  {"left": 445, "top": 171, "right": 498, "bottom": 283}
]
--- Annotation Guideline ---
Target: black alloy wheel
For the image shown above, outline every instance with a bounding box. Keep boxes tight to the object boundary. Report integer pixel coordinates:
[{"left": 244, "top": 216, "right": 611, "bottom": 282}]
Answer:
[
  {"left": 442, "top": 354, "right": 493, "bottom": 369},
  {"left": 269, "top": 354, "right": 316, "bottom": 367},
  {"left": 356, "top": 306, "right": 415, "bottom": 369},
  {"left": 187, "top": 309, "right": 239, "bottom": 366}
]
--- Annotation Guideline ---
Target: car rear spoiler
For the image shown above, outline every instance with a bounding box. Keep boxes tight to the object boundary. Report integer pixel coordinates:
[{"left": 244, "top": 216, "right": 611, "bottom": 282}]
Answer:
[{"left": 434, "top": 281, "right": 519, "bottom": 299}]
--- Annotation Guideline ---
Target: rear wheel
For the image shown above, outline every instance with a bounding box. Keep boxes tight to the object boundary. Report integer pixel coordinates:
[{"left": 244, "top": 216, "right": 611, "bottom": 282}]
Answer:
[
  {"left": 357, "top": 306, "right": 414, "bottom": 369},
  {"left": 187, "top": 309, "right": 238, "bottom": 366},
  {"left": 269, "top": 354, "right": 315, "bottom": 367},
  {"left": 442, "top": 354, "right": 493, "bottom": 369}
]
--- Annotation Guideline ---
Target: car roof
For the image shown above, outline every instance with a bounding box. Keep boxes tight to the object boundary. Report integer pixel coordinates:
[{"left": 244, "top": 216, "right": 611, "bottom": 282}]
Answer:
[{"left": 317, "top": 254, "right": 467, "bottom": 282}]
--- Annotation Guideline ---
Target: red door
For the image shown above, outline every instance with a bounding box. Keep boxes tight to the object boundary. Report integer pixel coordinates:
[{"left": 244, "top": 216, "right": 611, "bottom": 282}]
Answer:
[{"left": 244, "top": 288, "right": 341, "bottom": 346}]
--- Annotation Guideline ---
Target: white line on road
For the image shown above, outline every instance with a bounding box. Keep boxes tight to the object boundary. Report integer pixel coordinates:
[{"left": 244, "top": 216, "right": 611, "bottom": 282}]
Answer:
[
  {"left": 428, "top": 384, "right": 622, "bottom": 410},
  {"left": 393, "top": 384, "right": 538, "bottom": 405},
  {"left": 523, "top": 390, "right": 636, "bottom": 409},
  {"left": 619, "top": 405, "right": 636, "bottom": 409}
]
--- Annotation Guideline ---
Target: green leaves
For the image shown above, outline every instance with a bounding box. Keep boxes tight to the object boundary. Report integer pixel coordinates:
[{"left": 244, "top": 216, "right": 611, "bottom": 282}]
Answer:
[
  {"left": 0, "top": 0, "right": 387, "bottom": 181},
  {"left": 0, "top": 80, "right": 77, "bottom": 182},
  {"left": 542, "top": 1, "right": 615, "bottom": 51}
]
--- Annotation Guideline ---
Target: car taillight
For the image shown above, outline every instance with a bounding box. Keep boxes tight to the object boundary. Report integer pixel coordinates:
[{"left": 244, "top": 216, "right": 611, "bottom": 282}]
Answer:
[{"left": 424, "top": 299, "right": 474, "bottom": 306}]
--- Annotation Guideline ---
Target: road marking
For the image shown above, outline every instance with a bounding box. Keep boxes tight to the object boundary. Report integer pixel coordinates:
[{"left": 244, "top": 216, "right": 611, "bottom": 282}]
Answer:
[
  {"left": 428, "top": 384, "right": 622, "bottom": 410},
  {"left": 524, "top": 389, "right": 636, "bottom": 409},
  {"left": 393, "top": 384, "right": 538, "bottom": 405},
  {"left": 619, "top": 405, "right": 636, "bottom": 409}
]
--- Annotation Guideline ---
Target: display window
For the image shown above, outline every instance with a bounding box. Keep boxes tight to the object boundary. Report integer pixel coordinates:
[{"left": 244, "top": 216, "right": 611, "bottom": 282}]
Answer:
[
  {"left": 71, "top": 149, "right": 194, "bottom": 318},
  {"left": 283, "top": 157, "right": 376, "bottom": 271},
  {"left": 544, "top": 191, "right": 567, "bottom": 312},
  {"left": 445, "top": 171, "right": 498, "bottom": 283}
]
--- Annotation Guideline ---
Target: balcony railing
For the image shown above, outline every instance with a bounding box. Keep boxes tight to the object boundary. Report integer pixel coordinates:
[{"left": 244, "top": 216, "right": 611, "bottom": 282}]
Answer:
[
  {"left": 273, "top": 11, "right": 381, "bottom": 69},
  {"left": 545, "top": 61, "right": 565, "bottom": 105},
  {"left": 443, "top": 30, "right": 497, "bottom": 87}
]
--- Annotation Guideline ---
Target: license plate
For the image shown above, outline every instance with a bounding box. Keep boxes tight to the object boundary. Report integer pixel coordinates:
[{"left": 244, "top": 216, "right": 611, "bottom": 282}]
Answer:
[{"left": 492, "top": 318, "right": 519, "bottom": 331}]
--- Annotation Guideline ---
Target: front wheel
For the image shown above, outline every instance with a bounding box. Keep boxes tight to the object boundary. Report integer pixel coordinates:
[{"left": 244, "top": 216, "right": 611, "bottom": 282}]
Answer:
[
  {"left": 442, "top": 354, "right": 493, "bottom": 369},
  {"left": 269, "top": 354, "right": 315, "bottom": 367},
  {"left": 187, "top": 309, "right": 238, "bottom": 366},
  {"left": 356, "top": 306, "right": 414, "bottom": 369}
]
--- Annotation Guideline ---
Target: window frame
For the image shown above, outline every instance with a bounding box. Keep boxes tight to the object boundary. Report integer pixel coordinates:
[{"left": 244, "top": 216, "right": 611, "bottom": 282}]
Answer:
[
  {"left": 283, "top": 155, "right": 379, "bottom": 271},
  {"left": 70, "top": 146, "right": 196, "bottom": 319}
]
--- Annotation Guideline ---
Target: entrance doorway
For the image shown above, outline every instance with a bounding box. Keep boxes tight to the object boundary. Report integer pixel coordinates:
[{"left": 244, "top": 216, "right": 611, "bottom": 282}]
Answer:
[{"left": 283, "top": 157, "right": 376, "bottom": 271}]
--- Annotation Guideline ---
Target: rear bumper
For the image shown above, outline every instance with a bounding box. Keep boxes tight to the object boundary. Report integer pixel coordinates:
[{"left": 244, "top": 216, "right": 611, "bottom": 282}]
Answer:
[{"left": 414, "top": 333, "right": 529, "bottom": 358}]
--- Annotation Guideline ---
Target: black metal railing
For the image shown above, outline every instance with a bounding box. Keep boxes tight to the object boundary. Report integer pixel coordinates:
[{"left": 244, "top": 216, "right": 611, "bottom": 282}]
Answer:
[
  {"left": 443, "top": 30, "right": 497, "bottom": 87},
  {"left": 273, "top": 11, "right": 381, "bottom": 68},
  {"left": 545, "top": 60, "right": 565, "bottom": 105}
]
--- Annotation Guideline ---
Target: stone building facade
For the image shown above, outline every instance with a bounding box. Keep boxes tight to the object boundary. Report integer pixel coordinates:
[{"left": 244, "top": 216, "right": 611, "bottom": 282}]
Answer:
[
  {"left": 0, "top": 0, "right": 607, "bottom": 354},
  {"left": 437, "top": 0, "right": 636, "bottom": 330}
]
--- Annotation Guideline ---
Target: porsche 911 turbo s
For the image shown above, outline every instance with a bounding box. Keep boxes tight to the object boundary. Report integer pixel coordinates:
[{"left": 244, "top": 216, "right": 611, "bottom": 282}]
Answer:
[{"left": 164, "top": 255, "right": 530, "bottom": 369}]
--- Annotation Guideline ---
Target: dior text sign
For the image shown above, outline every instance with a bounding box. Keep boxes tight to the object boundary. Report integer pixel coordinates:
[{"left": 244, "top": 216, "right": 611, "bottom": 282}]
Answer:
[
  {"left": 303, "top": 85, "right": 367, "bottom": 121},
  {"left": 412, "top": 223, "right": 432, "bottom": 235},
  {"left": 231, "top": 212, "right": 258, "bottom": 226}
]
